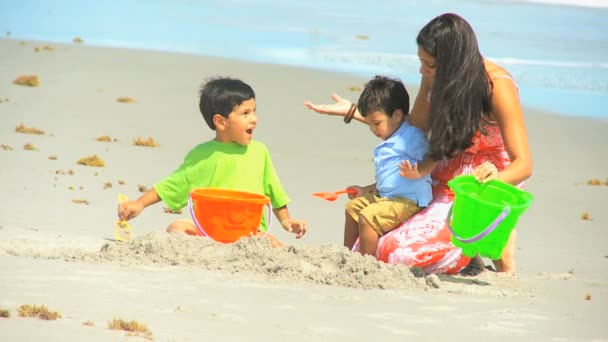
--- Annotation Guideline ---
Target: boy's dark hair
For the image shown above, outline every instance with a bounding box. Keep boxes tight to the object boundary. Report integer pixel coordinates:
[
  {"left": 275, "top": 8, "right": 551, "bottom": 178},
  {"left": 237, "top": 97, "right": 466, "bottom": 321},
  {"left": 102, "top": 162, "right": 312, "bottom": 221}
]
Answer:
[
  {"left": 357, "top": 76, "right": 409, "bottom": 118},
  {"left": 199, "top": 77, "right": 255, "bottom": 130}
]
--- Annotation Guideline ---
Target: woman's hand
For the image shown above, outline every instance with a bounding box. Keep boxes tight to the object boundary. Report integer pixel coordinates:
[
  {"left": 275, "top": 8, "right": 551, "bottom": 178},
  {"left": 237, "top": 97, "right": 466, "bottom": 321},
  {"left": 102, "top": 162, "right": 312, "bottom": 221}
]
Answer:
[
  {"left": 304, "top": 93, "right": 352, "bottom": 117},
  {"left": 474, "top": 161, "right": 499, "bottom": 183}
]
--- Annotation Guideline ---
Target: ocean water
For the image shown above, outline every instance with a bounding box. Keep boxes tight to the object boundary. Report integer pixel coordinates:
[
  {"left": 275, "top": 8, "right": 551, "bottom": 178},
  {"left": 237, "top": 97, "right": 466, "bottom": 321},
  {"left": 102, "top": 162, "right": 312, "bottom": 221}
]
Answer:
[{"left": 2, "top": 0, "right": 607, "bottom": 118}]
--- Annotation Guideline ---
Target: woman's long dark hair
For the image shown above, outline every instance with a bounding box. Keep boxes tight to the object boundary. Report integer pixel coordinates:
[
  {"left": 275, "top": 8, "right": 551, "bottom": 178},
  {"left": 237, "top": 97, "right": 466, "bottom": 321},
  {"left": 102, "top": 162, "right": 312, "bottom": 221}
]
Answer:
[{"left": 417, "top": 13, "right": 492, "bottom": 160}]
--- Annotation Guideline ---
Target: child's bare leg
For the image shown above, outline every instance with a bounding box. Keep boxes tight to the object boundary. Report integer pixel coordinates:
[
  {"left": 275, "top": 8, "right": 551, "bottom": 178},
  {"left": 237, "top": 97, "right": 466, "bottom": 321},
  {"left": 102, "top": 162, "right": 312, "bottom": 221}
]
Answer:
[
  {"left": 254, "top": 232, "right": 284, "bottom": 248},
  {"left": 343, "top": 211, "right": 359, "bottom": 249},
  {"left": 166, "top": 220, "right": 283, "bottom": 247},
  {"left": 357, "top": 215, "right": 379, "bottom": 256},
  {"left": 166, "top": 219, "right": 199, "bottom": 236},
  {"left": 493, "top": 229, "right": 517, "bottom": 274}
]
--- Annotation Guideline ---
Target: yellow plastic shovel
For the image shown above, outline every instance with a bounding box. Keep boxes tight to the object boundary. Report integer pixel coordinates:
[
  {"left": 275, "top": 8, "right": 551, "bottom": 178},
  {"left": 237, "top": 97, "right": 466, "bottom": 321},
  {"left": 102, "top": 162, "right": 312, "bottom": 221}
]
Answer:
[{"left": 114, "top": 194, "right": 133, "bottom": 242}]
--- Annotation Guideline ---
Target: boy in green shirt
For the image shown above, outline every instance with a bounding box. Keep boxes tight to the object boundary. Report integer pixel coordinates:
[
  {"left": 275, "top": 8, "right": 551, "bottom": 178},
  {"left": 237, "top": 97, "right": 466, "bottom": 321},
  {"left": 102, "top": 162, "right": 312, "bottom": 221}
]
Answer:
[{"left": 118, "top": 77, "right": 307, "bottom": 244}]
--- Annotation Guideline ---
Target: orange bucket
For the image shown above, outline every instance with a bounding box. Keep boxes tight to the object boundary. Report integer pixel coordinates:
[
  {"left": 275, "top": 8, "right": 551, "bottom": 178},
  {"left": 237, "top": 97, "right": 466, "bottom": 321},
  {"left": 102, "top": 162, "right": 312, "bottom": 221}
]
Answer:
[{"left": 188, "top": 188, "right": 271, "bottom": 243}]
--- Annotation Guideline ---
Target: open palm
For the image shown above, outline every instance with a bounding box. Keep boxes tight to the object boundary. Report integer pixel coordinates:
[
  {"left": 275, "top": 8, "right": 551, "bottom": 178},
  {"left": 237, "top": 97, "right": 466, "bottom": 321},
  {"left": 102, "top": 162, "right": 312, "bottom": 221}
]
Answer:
[{"left": 304, "top": 93, "right": 352, "bottom": 117}]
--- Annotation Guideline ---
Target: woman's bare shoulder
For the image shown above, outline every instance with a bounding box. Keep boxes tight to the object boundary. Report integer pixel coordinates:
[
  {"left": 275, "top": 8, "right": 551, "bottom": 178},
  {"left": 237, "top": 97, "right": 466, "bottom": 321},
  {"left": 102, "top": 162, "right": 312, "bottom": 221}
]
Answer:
[{"left": 484, "top": 59, "right": 512, "bottom": 80}]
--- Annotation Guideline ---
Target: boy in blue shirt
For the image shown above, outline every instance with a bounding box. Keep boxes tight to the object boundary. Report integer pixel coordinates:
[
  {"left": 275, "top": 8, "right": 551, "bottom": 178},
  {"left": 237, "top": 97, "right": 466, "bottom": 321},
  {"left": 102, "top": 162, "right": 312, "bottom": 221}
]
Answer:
[{"left": 344, "top": 76, "right": 433, "bottom": 255}]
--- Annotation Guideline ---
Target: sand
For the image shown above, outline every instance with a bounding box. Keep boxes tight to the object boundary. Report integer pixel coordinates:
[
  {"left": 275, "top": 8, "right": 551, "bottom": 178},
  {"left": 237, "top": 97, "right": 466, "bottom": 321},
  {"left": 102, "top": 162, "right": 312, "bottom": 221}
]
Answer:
[{"left": 0, "top": 38, "right": 607, "bottom": 341}]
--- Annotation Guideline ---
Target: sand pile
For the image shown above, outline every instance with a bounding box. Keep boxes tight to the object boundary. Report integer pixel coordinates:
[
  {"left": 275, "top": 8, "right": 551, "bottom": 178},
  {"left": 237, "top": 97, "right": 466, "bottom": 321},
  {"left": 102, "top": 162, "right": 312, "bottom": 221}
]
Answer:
[{"left": 4, "top": 232, "right": 428, "bottom": 290}]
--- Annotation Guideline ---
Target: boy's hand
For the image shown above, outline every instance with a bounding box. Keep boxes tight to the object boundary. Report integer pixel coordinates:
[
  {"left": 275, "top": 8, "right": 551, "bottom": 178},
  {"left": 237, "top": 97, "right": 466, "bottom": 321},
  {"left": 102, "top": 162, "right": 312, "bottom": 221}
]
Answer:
[
  {"left": 280, "top": 218, "right": 307, "bottom": 239},
  {"left": 399, "top": 160, "right": 423, "bottom": 179},
  {"left": 118, "top": 200, "right": 144, "bottom": 221},
  {"left": 347, "top": 186, "right": 364, "bottom": 199}
]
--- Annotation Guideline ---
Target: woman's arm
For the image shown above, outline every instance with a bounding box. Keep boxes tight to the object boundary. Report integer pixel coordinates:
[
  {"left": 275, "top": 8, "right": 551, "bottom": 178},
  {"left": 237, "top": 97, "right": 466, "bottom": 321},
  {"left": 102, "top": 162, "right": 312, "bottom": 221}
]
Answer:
[
  {"left": 491, "top": 78, "right": 533, "bottom": 185},
  {"left": 304, "top": 75, "right": 432, "bottom": 128}
]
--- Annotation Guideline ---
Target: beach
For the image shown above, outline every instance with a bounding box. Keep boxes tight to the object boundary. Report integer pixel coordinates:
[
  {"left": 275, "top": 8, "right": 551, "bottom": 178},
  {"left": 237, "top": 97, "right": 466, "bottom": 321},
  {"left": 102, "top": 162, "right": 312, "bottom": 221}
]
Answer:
[{"left": 1, "top": 38, "right": 607, "bottom": 341}]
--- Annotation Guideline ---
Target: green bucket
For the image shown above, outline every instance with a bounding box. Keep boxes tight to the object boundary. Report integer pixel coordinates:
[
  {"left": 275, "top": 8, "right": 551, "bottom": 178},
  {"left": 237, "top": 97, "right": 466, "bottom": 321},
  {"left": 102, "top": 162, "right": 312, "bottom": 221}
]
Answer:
[{"left": 446, "top": 175, "right": 533, "bottom": 259}]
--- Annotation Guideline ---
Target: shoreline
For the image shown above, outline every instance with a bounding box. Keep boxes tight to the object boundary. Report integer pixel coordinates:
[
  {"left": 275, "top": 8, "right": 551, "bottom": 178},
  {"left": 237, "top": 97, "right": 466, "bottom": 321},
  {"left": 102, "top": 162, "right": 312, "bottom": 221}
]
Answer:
[{"left": 3, "top": 36, "right": 606, "bottom": 121}]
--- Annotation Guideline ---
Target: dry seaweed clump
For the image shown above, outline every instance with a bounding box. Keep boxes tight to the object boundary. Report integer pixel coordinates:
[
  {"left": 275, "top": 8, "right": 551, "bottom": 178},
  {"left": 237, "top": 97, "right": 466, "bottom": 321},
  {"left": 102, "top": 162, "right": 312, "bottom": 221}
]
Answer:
[
  {"left": 138, "top": 184, "right": 149, "bottom": 192},
  {"left": 72, "top": 199, "right": 90, "bottom": 205},
  {"left": 581, "top": 211, "right": 591, "bottom": 220},
  {"left": 56, "top": 169, "right": 75, "bottom": 175},
  {"left": 77, "top": 154, "right": 105, "bottom": 167},
  {"left": 348, "top": 85, "right": 362, "bottom": 91},
  {"left": 108, "top": 318, "right": 152, "bottom": 339},
  {"left": 1, "top": 144, "right": 13, "bottom": 151},
  {"left": 73, "top": 36, "right": 84, "bottom": 44},
  {"left": 18, "top": 304, "right": 61, "bottom": 320},
  {"left": 133, "top": 137, "right": 159, "bottom": 147},
  {"left": 34, "top": 45, "right": 54, "bottom": 52},
  {"left": 83, "top": 320, "right": 95, "bottom": 326},
  {"left": 96, "top": 135, "right": 118, "bottom": 142},
  {"left": 0, "top": 309, "right": 10, "bottom": 318},
  {"left": 23, "top": 143, "right": 38, "bottom": 151},
  {"left": 13, "top": 75, "right": 40, "bottom": 87},
  {"left": 587, "top": 179, "right": 602, "bottom": 185},
  {"left": 16, "top": 122, "right": 45, "bottom": 135},
  {"left": 116, "top": 97, "right": 136, "bottom": 103}
]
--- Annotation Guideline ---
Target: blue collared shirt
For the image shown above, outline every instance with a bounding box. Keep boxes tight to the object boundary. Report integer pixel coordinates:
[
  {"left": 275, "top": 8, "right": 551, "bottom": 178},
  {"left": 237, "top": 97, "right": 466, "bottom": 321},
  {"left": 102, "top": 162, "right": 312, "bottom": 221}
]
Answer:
[{"left": 374, "top": 121, "right": 432, "bottom": 206}]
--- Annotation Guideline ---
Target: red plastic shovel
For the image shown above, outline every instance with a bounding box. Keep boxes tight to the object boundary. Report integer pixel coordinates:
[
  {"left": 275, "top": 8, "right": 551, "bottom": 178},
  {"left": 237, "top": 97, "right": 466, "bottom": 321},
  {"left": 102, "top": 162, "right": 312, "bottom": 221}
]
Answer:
[{"left": 312, "top": 188, "right": 357, "bottom": 202}]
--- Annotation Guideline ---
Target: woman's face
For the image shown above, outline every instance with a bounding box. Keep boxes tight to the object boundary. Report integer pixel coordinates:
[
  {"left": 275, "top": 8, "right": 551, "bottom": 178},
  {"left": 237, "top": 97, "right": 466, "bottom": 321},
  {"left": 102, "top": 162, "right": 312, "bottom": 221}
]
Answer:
[{"left": 417, "top": 46, "right": 436, "bottom": 80}]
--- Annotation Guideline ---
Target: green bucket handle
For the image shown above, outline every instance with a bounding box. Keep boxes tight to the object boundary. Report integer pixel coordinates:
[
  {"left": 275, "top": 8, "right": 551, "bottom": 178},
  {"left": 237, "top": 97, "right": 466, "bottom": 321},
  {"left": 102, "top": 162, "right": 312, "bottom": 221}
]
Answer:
[{"left": 446, "top": 204, "right": 511, "bottom": 243}]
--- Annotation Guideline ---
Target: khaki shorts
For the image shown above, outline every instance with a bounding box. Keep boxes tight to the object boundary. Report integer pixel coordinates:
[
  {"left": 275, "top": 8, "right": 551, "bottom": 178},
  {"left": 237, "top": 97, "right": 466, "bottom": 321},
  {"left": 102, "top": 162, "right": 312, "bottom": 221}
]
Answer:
[{"left": 346, "top": 192, "right": 422, "bottom": 236}]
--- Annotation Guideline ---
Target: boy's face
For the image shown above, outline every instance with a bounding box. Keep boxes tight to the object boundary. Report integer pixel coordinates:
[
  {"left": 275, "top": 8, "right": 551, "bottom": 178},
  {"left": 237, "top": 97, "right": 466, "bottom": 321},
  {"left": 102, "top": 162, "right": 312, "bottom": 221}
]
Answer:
[
  {"left": 214, "top": 98, "right": 257, "bottom": 145},
  {"left": 364, "top": 110, "right": 403, "bottom": 141}
]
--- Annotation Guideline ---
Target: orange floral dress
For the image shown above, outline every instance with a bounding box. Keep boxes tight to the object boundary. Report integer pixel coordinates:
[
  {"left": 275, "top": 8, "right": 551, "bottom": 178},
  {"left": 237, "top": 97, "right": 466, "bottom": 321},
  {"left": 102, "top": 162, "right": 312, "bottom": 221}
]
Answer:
[{"left": 353, "top": 124, "right": 513, "bottom": 274}]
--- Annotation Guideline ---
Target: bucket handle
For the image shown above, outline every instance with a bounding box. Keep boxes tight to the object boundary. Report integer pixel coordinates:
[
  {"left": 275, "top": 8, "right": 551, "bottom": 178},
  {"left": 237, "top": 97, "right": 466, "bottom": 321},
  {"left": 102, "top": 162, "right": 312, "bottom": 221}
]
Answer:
[
  {"left": 446, "top": 204, "right": 511, "bottom": 243},
  {"left": 188, "top": 197, "right": 272, "bottom": 242}
]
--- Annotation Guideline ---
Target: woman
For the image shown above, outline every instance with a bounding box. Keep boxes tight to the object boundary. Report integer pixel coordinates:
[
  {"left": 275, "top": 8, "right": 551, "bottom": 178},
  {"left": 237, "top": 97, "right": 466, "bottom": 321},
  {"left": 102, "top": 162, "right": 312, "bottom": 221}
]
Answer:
[{"left": 304, "top": 13, "right": 532, "bottom": 275}]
